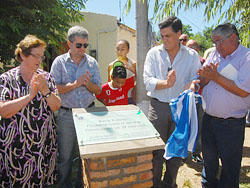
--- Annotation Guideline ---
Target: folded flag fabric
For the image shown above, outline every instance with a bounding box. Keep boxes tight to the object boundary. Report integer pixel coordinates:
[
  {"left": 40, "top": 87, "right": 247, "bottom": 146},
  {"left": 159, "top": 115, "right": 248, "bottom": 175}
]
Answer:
[{"left": 163, "top": 89, "right": 205, "bottom": 160}]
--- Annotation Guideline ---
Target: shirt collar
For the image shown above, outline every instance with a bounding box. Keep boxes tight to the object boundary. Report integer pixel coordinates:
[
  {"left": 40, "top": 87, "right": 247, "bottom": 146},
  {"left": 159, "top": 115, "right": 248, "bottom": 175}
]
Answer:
[
  {"left": 66, "top": 50, "right": 86, "bottom": 64},
  {"left": 108, "top": 82, "right": 118, "bottom": 90},
  {"left": 158, "top": 43, "right": 184, "bottom": 53},
  {"left": 66, "top": 51, "right": 72, "bottom": 62},
  {"left": 228, "top": 44, "right": 242, "bottom": 58}
]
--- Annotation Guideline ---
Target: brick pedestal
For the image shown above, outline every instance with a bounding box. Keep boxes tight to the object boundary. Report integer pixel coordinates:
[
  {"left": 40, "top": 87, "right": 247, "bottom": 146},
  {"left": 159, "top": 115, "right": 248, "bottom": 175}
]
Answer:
[
  {"left": 74, "top": 106, "right": 165, "bottom": 188},
  {"left": 82, "top": 151, "right": 153, "bottom": 188}
]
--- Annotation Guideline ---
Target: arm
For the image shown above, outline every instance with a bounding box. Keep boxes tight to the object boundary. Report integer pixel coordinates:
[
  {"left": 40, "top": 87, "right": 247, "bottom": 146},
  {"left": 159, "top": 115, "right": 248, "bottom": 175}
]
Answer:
[
  {"left": 56, "top": 82, "right": 78, "bottom": 94},
  {"left": 36, "top": 73, "right": 61, "bottom": 111},
  {"left": 85, "top": 80, "right": 101, "bottom": 95},
  {"left": 199, "top": 63, "right": 249, "bottom": 97},
  {"left": 124, "top": 61, "right": 136, "bottom": 75},
  {"left": 155, "top": 69, "right": 176, "bottom": 90},
  {"left": 0, "top": 95, "right": 34, "bottom": 118},
  {"left": 88, "top": 62, "right": 102, "bottom": 95},
  {"left": 144, "top": 50, "right": 176, "bottom": 91},
  {"left": 43, "top": 92, "right": 61, "bottom": 111},
  {"left": 108, "top": 64, "right": 113, "bottom": 82},
  {"left": 0, "top": 75, "right": 38, "bottom": 118},
  {"left": 56, "top": 71, "right": 93, "bottom": 94},
  {"left": 95, "top": 87, "right": 106, "bottom": 105}
]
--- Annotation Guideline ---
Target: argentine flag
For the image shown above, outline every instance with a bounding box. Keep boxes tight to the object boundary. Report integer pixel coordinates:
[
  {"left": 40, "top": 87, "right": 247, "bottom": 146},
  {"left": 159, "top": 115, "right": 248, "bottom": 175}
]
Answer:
[{"left": 163, "top": 90, "right": 205, "bottom": 160}]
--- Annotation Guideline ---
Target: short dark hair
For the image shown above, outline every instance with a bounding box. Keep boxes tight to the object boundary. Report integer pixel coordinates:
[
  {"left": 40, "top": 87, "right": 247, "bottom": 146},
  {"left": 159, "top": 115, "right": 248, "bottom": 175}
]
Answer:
[
  {"left": 158, "top": 16, "right": 182, "bottom": 33},
  {"left": 212, "top": 23, "right": 240, "bottom": 40},
  {"left": 112, "top": 66, "right": 127, "bottom": 79}
]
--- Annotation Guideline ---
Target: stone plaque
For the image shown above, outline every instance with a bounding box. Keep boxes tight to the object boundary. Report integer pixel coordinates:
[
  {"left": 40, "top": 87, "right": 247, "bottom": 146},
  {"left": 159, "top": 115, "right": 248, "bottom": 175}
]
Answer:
[{"left": 73, "top": 107, "right": 160, "bottom": 145}]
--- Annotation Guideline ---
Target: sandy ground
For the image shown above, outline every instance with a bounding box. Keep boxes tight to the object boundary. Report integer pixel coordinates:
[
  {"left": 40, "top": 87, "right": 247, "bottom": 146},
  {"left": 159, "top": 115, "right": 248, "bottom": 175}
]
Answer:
[{"left": 176, "top": 126, "right": 250, "bottom": 188}]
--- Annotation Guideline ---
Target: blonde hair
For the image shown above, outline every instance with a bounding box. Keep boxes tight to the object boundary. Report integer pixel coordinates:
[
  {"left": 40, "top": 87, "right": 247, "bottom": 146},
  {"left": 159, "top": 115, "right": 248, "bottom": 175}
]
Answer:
[{"left": 15, "top": 35, "right": 47, "bottom": 62}]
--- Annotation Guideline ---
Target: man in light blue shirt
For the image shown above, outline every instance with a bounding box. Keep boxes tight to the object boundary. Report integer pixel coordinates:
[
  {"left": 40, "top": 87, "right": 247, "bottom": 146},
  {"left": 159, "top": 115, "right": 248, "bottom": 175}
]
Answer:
[
  {"left": 196, "top": 23, "right": 250, "bottom": 188},
  {"left": 143, "top": 16, "right": 201, "bottom": 188},
  {"left": 50, "top": 25, "right": 102, "bottom": 188}
]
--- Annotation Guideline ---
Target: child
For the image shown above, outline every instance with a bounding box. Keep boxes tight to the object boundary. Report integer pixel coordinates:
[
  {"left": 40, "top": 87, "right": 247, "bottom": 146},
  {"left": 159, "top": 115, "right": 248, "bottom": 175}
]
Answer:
[
  {"left": 97, "top": 61, "right": 134, "bottom": 106},
  {"left": 108, "top": 39, "right": 136, "bottom": 104}
]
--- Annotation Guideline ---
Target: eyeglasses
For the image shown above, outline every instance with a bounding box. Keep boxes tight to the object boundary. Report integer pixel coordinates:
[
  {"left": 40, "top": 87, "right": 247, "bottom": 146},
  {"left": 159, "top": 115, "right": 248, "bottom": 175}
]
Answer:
[
  {"left": 179, "top": 39, "right": 187, "bottom": 42},
  {"left": 213, "top": 34, "right": 232, "bottom": 46},
  {"left": 30, "top": 53, "right": 45, "bottom": 61},
  {"left": 75, "top": 43, "right": 89, "bottom": 49}
]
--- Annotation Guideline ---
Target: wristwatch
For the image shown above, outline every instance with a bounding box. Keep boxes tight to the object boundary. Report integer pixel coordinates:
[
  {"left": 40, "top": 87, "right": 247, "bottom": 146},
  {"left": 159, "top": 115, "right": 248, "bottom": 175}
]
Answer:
[{"left": 43, "top": 90, "right": 52, "bottom": 98}]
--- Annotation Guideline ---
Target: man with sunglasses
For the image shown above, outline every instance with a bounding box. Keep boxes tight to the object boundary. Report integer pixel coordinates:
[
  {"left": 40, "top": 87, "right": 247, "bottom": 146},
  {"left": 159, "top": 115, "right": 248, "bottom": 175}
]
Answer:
[
  {"left": 189, "top": 23, "right": 250, "bottom": 188},
  {"left": 50, "top": 25, "right": 102, "bottom": 188},
  {"left": 179, "top": 33, "right": 189, "bottom": 46}
]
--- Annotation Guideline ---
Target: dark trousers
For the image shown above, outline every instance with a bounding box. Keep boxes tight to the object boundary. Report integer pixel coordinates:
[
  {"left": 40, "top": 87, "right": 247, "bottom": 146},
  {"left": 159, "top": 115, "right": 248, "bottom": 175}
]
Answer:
[
  {"left": 148, "top": 98, "right": 182, "bottom": 188},
  {"left": 201, "top": 113, "right": 246, "bottom": 188},
  {"left": 193, "top": 102, "right": 204, "bottom": 155}
]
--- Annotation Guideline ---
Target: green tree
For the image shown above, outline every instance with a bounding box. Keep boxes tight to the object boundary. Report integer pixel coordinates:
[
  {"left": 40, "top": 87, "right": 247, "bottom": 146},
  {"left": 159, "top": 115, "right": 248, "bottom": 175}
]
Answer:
[
  {"left": 0, "top": 0, "right": 86, "bottom": 69},
  {"left": 191, "top": 26, "right": 213, "bottom": 55},
  {"left": 152, "top": 0, "right": 250, "bottom": 47},
  {"left": 182, "top": 24, "right": 194, "bottom": 38}
]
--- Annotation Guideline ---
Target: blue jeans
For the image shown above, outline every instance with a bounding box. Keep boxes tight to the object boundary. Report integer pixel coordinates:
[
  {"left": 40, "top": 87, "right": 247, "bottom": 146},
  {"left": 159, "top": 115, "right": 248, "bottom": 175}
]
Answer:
[
  {"left": 201, "top": 113, "right": 245, "bottom": 188},
  {"left": 57, "top": 108, "right": 83, "bottom": 188}
]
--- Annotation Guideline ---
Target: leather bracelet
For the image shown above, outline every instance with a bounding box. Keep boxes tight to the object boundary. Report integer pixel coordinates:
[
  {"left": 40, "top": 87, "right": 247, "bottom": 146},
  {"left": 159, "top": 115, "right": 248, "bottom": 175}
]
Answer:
[{"left": 43, "top": 90, "right": 52, "bottom": 98}]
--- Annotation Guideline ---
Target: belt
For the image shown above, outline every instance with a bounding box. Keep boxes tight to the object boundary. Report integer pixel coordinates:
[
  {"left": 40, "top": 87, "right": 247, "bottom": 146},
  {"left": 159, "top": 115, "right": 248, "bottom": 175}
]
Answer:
[
  {"left": 61, "top": 102, "right": 95, "bottom": 111},
  {"left": 152, "top": 97, "right": 169, "bottom": 104},
  {"left": 152, "top": 97, "right": 159, "bottom": 101},
  {"left": 205, "top": 113, "right": 245, "bottom": 121},
  {"left": 60, "top": 106, "right": 72, "bottom": 111}
]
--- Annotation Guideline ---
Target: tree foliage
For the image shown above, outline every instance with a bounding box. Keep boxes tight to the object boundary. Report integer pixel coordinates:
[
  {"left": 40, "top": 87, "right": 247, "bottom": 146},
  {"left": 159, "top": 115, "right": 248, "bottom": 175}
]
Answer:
[
  {"left": 152, "top": 0, "right": 250, "bottom": 47},
  {"left": 0, "top": 0, "right": 87, "bottom": 67},
  {"left": 192, "top": 26, "right": 213, "bottom": 56},
  {"left": 182, "top": 24, "right": 194, "bottom": 38}
]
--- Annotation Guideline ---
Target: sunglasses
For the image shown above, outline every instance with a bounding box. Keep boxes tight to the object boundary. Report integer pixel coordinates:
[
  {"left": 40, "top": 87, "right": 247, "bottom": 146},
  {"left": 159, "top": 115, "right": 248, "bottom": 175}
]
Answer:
[
  {"left": 179, "top": 39, "right": 187, "bottom": 42},
  {"left": 75, "top": 43, "right": 89, "bottom": 49}
]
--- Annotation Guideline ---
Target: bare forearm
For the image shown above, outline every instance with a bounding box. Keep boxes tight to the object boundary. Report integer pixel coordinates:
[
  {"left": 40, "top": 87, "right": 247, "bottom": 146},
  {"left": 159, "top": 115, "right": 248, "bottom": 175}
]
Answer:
[
  {"left": 0, "top": 95, "right": 33, "bottom": 118},
  {"left": 56, "top": 82, "right": 77, "bottom": 94},
  {"left": 199, "top": 76, "right": 210, "bottom": 88},
  {"left": 45, "top": 93, "right": 62, "bottom": 111},
  {"left": 155, "top": 80, "right": 171, "bottom": 90},
  {"left": 86, "top": 81, "right": 101, "bottom": 95},
  {"left": 213, "top": 74, "right": 249, "bottom": 97}
]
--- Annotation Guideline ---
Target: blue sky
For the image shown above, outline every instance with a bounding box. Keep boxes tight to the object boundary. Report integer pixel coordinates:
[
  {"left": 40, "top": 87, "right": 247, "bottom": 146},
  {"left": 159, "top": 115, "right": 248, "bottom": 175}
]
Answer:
[{"left": 84, "top": 0, "right": 224, "bottom": 34}]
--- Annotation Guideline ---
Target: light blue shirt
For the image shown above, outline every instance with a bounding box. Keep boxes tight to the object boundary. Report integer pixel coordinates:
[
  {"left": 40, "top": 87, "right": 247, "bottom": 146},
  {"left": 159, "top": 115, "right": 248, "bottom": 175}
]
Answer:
[
  {"left": 202, "top": 44, "right": 250, "bottom": 118},
  {"left": 50, "top": 51, "right": 102, "bottom": 108},
  {"left": 143, "top": 44, "right": 201, "bottom": 103}
]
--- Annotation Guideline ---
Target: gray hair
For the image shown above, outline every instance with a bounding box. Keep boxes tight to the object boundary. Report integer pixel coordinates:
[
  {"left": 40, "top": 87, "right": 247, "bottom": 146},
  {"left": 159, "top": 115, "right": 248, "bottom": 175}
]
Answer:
[
  {"left": 212, "top": 23, "right": 240, "bottom": 40},
  {"left": 67, "top": 25, "right": 89, "bottom": 42}
]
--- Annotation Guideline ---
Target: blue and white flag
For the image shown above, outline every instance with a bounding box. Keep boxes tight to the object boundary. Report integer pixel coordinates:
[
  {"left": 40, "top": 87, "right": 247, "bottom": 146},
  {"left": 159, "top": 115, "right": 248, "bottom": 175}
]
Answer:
[{"left": 163, "top": 90, "right": 205, "bottom": 160}]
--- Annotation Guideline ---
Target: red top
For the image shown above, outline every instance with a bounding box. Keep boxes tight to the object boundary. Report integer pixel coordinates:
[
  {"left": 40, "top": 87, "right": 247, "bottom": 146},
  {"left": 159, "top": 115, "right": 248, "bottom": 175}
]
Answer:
[{"left": 96, "top": 77, "right": 134, "bottom": 106}]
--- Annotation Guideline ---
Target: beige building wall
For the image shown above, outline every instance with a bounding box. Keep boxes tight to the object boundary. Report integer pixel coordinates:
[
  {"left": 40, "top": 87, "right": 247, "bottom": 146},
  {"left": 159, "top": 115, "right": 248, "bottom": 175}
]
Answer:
[
  {"left": 74, "top": 12, "right": 136, "bottom": 84},
  {"left": 75, "top": 12, "right": 118, "bottom": 84},
  {"left": 117, "top": 24, "right": 136, "bottom": 63},
  {"left": 73, "top": 12, "right": 137, "bottom": 106}
]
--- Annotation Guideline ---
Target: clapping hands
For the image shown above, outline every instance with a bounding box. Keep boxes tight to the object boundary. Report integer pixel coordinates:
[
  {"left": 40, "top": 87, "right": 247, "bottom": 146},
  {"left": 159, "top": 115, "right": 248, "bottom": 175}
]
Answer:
[{"left": 75, "top": 70, "right": 91, "bottom": 88}]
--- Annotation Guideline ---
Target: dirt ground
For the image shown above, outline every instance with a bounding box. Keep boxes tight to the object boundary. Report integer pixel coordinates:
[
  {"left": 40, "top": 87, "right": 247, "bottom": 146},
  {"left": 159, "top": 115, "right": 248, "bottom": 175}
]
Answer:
[{"left": 176, "top": 126, "right": 250, "bottom": 188}]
